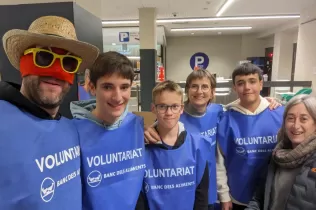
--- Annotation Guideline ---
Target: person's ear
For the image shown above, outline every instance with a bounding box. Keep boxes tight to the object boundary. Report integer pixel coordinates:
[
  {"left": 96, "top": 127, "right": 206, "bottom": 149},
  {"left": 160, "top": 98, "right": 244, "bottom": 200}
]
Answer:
[
  {"left": 259, "top": 79, "right": 263, "bottom": 91},
  {"left": 89, "top": 82, "right": 96, "bottom": 96},
  {"left": 151, "top": 103, "right": 156, "bottom": 114}
]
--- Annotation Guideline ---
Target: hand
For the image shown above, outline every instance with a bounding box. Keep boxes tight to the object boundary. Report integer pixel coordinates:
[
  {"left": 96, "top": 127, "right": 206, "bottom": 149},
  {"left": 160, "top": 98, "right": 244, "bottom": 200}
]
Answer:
[
  {"left": 221, "top": 201, "right": 232, "bottom": 210},
  {"left": 144, "top": 124, "right": 160, "bottom": 144},
  {"left": 265, "top": 97, "right": 282, "bottom": 110}
]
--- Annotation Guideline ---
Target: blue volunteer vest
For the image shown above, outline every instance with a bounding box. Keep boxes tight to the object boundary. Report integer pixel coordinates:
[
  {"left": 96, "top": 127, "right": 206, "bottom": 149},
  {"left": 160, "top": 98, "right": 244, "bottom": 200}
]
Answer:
[
  {"left": 218, "top": 107, "right": 284, "bottom": 204},
  {"left": 0, "top": 101, "right": 82, "bottom": 210},
  {"left": 144, "top": 133, "right": 210, "bottom": 210},
  {"left": 74, "top": 113, "right": 146, "bottom": 210},
  {"left": 180, "top": 103, "right": 223, "bottom": 204}
]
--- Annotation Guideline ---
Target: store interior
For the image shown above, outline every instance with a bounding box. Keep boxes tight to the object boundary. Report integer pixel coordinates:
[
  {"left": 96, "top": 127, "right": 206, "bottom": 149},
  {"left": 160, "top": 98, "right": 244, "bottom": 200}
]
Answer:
[{"left": 90, "top": 0, "right": 315, "bottom": 111}]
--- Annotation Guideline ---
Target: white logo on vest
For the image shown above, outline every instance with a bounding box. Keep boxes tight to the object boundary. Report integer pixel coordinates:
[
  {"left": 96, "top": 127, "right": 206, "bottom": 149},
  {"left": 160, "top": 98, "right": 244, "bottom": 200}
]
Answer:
[
  {"left": 144, "top": 182, "right": 150, "bottom": 193},
  {"left": 236, "top": 147, "right": 246, "bottom": 156},
  {"left": 87, "top": 170, "right": 102, "bottom": 187},
  {"left": 41, "top": 177, "right": 55, "bottom": 202}
]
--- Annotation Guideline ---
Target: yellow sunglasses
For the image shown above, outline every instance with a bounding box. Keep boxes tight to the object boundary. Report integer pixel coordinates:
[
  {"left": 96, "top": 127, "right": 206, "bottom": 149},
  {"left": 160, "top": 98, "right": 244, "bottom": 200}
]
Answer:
[{"left": 24, "top": 48, "right": 82, "bottom": 74}]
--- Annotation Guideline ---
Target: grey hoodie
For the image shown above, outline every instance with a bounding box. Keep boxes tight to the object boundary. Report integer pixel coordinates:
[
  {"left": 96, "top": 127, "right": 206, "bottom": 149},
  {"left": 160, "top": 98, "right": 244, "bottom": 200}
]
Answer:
[
  {"left": 216, "top": 96, "right": 272, "bottom": 205},
  {"left": 70, "top": 99, "right": 128, "bottom": 130}
]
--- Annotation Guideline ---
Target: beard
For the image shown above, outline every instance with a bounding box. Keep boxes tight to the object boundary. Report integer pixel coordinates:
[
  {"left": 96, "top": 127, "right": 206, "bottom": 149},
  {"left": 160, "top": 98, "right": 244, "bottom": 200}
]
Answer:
[{"left": 22, "top": 76, "right": 70, "bottom": 109}]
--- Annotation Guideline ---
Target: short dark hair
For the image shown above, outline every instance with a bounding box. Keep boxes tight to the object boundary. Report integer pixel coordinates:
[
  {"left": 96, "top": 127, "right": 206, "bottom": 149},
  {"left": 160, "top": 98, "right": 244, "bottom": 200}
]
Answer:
[
  {"left": 90, "top": 51, "right": 134, "bottom": 86},
  {"left": 232, "top": 63, "right": 263, "bottom": 84}
]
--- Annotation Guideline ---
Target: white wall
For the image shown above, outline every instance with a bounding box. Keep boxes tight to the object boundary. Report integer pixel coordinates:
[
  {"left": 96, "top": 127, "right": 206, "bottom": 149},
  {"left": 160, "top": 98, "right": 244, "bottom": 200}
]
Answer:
[
  {"left": 272, "top": 32, "right": 294, "bottom": 81},
  {"left": 165, "top": 31, "right": 300, "bottom": 82},
  {"left": 241, "top": 34, "right": 266, "bottom": 58},
  {"left": 295, "top": 19, "right": 316, "bottom": 92},
  {"left": 292, "top": 31, "right": 298, "bottom": 43},
  {"left": 263, "top": 36, "right": 275, "bottom": 48},
  {"left": 75, "top": 0, "right": 101, "bottom": 18},
  {"left": 293, "top": 2, "right": 316, "bottom": 93},
  {"left": 166, "top": 35, "right": 243, "bottom": 81}
]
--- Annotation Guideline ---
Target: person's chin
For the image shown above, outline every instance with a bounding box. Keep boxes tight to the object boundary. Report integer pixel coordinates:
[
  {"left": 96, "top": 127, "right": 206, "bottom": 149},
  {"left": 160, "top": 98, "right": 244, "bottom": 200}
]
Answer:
[
  {"left": 108, "top": 104, "right": 126, "bottom": 116},
  {"left": 289, "top": 136, "right": 304, "bottom": 145},
  {"left": 39, "top": 86, "right": 63, "bottom": 98},
  {"left": 39, "top": 90, "right": 61, "bottom": 100},
  {"left": 191, "top": 100, "right": 206, "bottom": 106},
  {"left": 161, "top": 120, "right": 177, "bottom": 129},
  {"left": 241, "top": 97, "right": 256, "bottom": 104}
]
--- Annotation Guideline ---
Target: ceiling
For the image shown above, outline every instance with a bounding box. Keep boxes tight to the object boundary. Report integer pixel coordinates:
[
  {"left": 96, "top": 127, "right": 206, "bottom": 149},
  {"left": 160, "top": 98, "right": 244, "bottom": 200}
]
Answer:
[
  {"left": 102, "top": 26, "right": 166, "bottom": 45},
  {"left": 101, "top": 0, "right": 316, "bottom": 36}
]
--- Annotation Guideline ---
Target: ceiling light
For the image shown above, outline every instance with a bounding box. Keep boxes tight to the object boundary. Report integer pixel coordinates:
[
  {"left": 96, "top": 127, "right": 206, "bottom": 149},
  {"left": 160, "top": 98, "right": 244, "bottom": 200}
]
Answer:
[
  {"left": 157, "top": 15, "right": 300, "bottom": 23},
  {"left": 216, "top": 15, "right": 300, "bottom": 20},
  {"left": 112, "top": 43, "right": 116, "bottom": 45},
  {"left": 102, "top": 15, "right": 300, "bottom": 25},
  {"left": 191, "top": 33, "right": 195, "bottom": 35},
  {"left": 102, "top": 20, "right": 139, "bottom": 25},
  {"left": 127, "top": 56, "right": 140, "bottom": 60},
  {"left": 216, "top": 0, "right": 235, "bottom": 16},
  {"left": 171, "top": 26, "right": 252, "bottom": 32}
]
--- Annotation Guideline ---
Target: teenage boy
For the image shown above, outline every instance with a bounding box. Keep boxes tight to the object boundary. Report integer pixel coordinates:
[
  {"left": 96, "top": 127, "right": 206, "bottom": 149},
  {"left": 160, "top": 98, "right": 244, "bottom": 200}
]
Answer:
[
  {"left": 70, "top": 52, "right": 146, "bottom": 210},
  {"left": 217, "top": 63, "right": 284, "bottom": 210},
  {"left": 143, "top": 80, "right": 210, "bottom": 210},
  {"left": 0, "top": 16, "right": 99, "bottom": 209}
]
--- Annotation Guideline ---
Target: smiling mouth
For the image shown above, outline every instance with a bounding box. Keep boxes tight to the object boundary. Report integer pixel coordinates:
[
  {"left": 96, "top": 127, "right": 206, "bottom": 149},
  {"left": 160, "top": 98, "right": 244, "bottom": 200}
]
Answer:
[
  {"left": 43, "top": 81, "right": 60, "bottom": 86},
  {"left": 194, "top": 96, "right": 204, "bottom": 99},
  {"left": 108, "top": 103, "right": 123, "bottom": 108},
  {"left": 291, "top": 131, "right": 303, "bottom": 135},
  {"left": 41, "top": 78, "right": 62, "bottom": 86}
]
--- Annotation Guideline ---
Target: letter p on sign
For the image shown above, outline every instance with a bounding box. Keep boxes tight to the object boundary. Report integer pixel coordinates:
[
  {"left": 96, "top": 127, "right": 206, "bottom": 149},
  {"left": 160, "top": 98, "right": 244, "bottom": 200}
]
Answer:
[
  {"left": 195, "top": 56, "right": 204, "bottom": 67},
  {"left": 190, "top": 52, "right": 209, "bottom": 70},
  {"left": 119, "top": 32, "right": 130, "bottom": 42}
]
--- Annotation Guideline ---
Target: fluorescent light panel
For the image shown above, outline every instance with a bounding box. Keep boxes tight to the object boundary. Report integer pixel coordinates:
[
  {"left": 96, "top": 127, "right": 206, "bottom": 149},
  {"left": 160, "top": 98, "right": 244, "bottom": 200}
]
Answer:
[
  {"left": 157, "top": 15, "right": 300, "bottom": 23},
  {"left": 216, "top": 0, "right": 235, "bottom": 16},
  {"left": 102, "top": 15, "right": 300, "bottom": 25},
  {"left": 171, "top": 26, "right": 252, "bottom": 32},
  {"left": 127, "top": 56, "right": 140, "bottom": 60},
  {"left": 103, "top": 20, "right": 139, "bottom": 25}
]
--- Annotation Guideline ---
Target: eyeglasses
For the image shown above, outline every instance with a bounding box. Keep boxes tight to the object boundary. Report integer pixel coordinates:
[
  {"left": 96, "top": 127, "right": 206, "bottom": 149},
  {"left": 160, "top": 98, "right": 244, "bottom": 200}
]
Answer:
[
  {"left": 155, "top": 104, "right": 183, "bottom": 114},
  {"left": 24, "top": 48, "right": 82, "bottom": 74},
  {"left": 189, "top": 84, "right": 211, "bottom": 92}
]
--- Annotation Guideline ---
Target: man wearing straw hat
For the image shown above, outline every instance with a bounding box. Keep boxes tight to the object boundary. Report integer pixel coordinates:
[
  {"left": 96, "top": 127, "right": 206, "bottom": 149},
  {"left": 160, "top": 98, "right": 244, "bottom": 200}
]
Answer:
[{"left": 0, "top": 16, "right": 99, "bottom": 209}]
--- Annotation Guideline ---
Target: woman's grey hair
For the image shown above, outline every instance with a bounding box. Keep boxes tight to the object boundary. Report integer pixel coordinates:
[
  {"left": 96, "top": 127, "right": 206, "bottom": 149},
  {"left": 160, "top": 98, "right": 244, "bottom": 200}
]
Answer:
[{"left": 278, "top": 94, "right": 316, "bottom": 147}]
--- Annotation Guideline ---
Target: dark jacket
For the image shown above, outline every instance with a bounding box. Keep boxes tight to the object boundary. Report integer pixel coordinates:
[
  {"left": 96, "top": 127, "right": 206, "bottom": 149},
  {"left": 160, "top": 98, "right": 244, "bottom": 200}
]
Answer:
[
  {"left": 0, "top": 81, "right": 61, "bottom": 120},
  {"left": 246, "top": 153, "right": 316, "bottom": 210}
]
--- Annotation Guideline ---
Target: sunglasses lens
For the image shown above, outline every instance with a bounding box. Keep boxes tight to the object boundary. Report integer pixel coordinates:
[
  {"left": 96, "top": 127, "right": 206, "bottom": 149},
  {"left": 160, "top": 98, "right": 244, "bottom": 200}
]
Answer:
[
  {"left": 63, "top": 57, "right": 79, "bottom": 73},
  {"left": 35, "top": 51, "right": 54, "bottom": 67}
]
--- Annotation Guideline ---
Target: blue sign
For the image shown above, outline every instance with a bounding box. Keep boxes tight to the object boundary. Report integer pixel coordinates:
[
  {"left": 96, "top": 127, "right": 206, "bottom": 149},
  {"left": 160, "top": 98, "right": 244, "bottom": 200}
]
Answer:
[
  {"left": 190, "top": 52, "right": 209, "bottom": 70},
  {"left": 119, "top": 32, "right": 130, "bottom": 42}
]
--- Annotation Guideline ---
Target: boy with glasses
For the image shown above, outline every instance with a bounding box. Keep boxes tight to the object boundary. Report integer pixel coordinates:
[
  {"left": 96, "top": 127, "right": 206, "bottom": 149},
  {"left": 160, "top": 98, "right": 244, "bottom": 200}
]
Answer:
[
  {"left": 142, "top": 80, "right": 210, "bottom": 210},
  {"left": 70, "top": 52, "right": 146, "bottom": 210}
]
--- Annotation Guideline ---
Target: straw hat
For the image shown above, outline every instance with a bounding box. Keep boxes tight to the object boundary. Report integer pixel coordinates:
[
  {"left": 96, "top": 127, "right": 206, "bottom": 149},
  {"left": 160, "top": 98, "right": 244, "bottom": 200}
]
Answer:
[{"left": 2, "top": 16, "right": 100, "bottom": 73}]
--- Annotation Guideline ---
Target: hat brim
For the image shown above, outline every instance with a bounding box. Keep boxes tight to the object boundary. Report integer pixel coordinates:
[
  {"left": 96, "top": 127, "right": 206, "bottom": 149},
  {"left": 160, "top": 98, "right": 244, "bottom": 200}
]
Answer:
[{"left": 2, "top": 29, "right": 100, "bottom": 73}]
